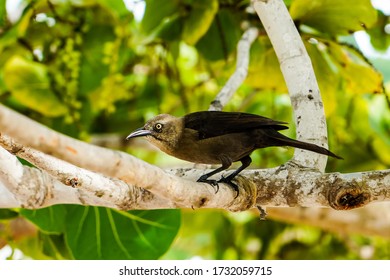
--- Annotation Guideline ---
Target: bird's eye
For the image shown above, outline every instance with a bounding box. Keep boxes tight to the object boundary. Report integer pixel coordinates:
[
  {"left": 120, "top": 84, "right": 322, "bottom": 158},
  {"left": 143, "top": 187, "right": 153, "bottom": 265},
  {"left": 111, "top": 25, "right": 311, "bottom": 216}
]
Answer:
[{"left": 154, "top": 123, "right": 163, "bottom": 132}]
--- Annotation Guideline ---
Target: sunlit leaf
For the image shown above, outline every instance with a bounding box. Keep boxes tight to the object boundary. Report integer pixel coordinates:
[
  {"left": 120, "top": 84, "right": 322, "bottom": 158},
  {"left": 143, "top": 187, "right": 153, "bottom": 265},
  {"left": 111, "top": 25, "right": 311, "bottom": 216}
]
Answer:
[
  {"left": 182, "top": 0, "right": 218, "bottom": 45},
  {"left": 3, "top": 56, "right": 68, "bottom": 117},
  {"left": 290, "top": 0, "right": 377, "bottom": 35},
  {"left": 326, "top": 42, "right": 383, "bottom": 94},
  {"left": 305, "top": 40, "right": 338, "bottom": 115}
]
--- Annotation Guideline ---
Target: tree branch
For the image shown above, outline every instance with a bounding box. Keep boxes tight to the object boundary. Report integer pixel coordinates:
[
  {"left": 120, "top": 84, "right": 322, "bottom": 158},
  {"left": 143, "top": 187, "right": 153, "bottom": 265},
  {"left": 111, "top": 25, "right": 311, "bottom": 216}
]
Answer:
[
  {"left": 1, "top": 109, "right": 390, "bottom": 238},
  {"left": 0, "top": 0, "right": 388, "bottom": 240},
  {"left": 0, "top": 132, "right": 244, "bottom": 210},
  {"left": 252, "top": 0, "right": 329, "bottom": 171},
  {"left": 1, "top": 132, "right": 389, "bottom": 211},
  {"left": 0, "top": 134, "right": 177, "bottom": 210}
]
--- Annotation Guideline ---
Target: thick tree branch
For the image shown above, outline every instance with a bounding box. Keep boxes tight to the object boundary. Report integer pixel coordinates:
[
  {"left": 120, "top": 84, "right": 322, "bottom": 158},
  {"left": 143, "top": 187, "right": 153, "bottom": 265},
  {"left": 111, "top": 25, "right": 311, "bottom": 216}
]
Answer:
[
  {"left": 252, "top": 0, "right": 329, "bottom": 171},
  {"left": 1, "top": 133, "right": 389, "bottom": 211},
  {"left": 0, "top": 181, "right": 20, "bottom": 208},
  {"left": 0, "top": 134, "right": 177, "bottom": 210},
  {"left": 0, "top": 132, "right": 244, "bottom": 210},
  {"left": 1, "top": 110, "right": 390, "bottom": 238},
  {"left": 0, "top": 144, "right": 80, "bottom": 208}
]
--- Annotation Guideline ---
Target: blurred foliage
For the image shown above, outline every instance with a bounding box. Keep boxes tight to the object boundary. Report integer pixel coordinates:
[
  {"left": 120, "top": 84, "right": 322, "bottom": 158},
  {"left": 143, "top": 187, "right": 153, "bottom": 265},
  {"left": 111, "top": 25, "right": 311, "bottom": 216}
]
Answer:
[{"left": 0, "top": 0, "right": 389, "bottom": 260}]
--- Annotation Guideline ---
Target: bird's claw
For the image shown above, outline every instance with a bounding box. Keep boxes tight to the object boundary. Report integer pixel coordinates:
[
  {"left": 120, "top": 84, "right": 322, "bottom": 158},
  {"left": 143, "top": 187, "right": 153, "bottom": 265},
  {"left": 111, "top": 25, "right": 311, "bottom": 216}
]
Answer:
[
  {"left": 197, "top": 178, "right": 220, "bottom": 194},
  {"left": 218, "top": 176, "right": 239, "bottom": 198},
  {"left": 196, "top": 175, "right": 239, "bottom": 197}
]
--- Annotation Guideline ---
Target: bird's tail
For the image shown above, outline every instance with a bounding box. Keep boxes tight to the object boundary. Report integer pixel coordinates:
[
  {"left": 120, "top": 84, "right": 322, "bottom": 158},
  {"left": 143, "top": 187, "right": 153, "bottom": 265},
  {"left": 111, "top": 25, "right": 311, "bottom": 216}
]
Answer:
[{"left": 268, "top": 131, "right": 343, "bottom": 159}]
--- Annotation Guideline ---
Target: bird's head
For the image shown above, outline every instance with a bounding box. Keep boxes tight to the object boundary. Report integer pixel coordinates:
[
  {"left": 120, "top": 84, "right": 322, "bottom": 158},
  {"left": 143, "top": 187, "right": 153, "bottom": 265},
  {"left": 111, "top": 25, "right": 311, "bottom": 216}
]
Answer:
[{"left": 126, "top": 114, "right": 183, "bottom": 152}]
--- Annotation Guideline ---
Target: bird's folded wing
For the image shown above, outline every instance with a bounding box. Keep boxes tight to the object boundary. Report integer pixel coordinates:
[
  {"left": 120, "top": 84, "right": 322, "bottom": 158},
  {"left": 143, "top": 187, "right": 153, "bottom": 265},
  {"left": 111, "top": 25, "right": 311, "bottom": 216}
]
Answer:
[{"left": 184, "top": 111, "right": 288, "bottom": 140}]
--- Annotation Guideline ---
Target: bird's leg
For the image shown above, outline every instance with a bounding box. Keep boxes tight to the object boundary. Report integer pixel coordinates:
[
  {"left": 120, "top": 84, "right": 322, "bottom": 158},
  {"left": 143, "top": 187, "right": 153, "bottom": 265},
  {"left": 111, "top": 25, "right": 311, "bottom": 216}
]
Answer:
[
  {"left": 197, "top": 156, "right": 232, "bottom": 193},
  {"left": 196, "top": 166, "right": 225, "bottom": 193},
  {"left": 218, "top": 156, "right": 252, "bottom": 197}
]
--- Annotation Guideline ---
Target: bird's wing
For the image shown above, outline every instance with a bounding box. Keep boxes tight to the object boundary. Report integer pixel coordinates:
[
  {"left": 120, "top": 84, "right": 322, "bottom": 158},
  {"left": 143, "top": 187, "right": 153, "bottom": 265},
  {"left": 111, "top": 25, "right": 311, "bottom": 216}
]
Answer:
[{"left": 184, "top": 111, "right": 289, "bottom": 139}]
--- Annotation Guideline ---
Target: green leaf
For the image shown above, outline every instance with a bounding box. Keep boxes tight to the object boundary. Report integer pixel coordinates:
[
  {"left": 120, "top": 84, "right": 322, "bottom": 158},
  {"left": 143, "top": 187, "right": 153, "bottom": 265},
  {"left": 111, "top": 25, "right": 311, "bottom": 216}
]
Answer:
[
  {"left": 79, "top": 25, "right": 115, "bottom": 95},
  {"left": 182, "top": 0, "right": 218, "bottom": 45},
  {"left": 196, "top": 9, "right": 242, "bottom": 61},
  {"left": 290, "top": 0, "right": 377, "bottom": 35},
  {"left": 155, "top": 13, "right": 185, "bottom": 42},
  {"left": 0, "top": 209, "right": 19, "bottom": 220},
  {"left": 305, "top": 39, "right": 339, "bottom": 115},
  {"left": 65, "top": 206, "right": 180, "bottom": 260},
  {"left": 21, "top": 205, "right": 67, "bottom": 234},
  {"left": 40, "top": 233, "right": 72, "bottom": 260},
  {"left": 366, "top": 11, "right": 390, "bottom": 52},
  {"left": 3, "top": 56, "right": 68, "bottom": 117},
  {"left": 141, "top": 0, "right": 180, "bottom": 34}
]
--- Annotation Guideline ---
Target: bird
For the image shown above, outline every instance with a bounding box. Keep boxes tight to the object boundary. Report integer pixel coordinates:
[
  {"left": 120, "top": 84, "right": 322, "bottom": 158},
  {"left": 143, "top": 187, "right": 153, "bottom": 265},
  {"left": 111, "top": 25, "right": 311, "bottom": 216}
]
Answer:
[{"left": 126, "top": 111, "right": 342, "bottom": 195}]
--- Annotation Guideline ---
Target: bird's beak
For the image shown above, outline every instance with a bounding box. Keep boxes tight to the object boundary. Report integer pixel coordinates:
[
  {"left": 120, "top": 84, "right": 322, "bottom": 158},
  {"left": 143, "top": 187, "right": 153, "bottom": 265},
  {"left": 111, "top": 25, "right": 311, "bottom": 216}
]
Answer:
[{"left": 126, "top": 127, "right": 152, "bottom": 140}]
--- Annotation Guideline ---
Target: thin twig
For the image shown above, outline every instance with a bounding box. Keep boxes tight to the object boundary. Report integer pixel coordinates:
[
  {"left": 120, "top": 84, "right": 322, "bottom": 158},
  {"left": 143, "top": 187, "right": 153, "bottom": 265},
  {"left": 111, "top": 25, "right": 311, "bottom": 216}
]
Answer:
[{"left": 209, "top": 27, "right": 259, "bottom": 111}]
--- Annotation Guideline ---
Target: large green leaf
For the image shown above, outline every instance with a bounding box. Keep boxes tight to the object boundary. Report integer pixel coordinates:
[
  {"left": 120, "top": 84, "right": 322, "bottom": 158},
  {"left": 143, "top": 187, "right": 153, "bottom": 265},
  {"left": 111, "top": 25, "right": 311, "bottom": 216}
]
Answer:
[
  {"left": 21, "top": 205, "right": 181, "bottom": 259},
  {"left": 182, "top": 0, "right": 218, "bottom": 45},
  {"left": 40, "top": 233, "right": 72, "bottom": 260},
  {"left": 21, "top": 205, "right": 67, "bottom": 234},
  {"left": 65, "top": 206, "right": 180, "bottom": 260},
  {"left": 196, "top": 9, "right": 242, "bottom": 61},
  {"left": 3, "top": 56, "right": 68, "bottom": 116},
  {"left": 290, "top": 0, "right": 377, "bottom": 35},
  {"left": 141, "top": 0, "right": 180, "bottom": 34}
]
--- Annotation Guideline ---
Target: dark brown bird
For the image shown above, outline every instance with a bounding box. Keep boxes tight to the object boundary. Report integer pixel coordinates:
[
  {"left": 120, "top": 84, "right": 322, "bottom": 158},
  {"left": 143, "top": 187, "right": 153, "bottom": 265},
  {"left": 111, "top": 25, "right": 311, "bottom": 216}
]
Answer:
[{"left": 126, "top": 111, "right": 342, "bottom": 194}]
